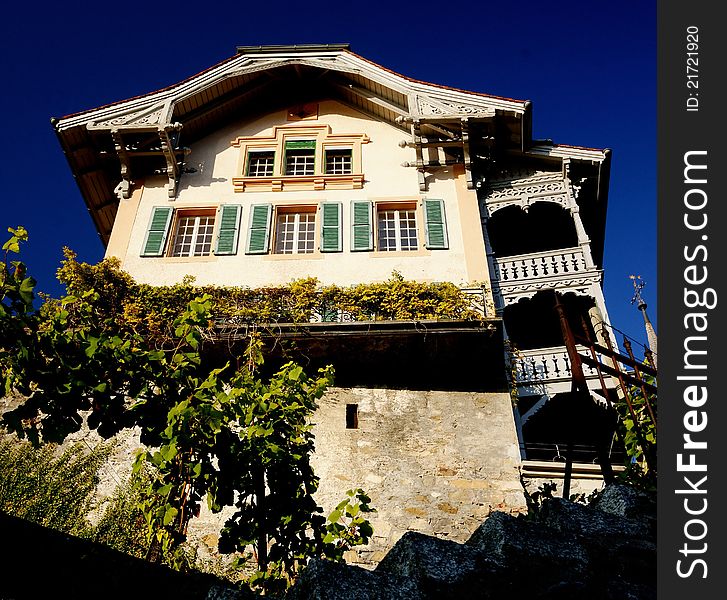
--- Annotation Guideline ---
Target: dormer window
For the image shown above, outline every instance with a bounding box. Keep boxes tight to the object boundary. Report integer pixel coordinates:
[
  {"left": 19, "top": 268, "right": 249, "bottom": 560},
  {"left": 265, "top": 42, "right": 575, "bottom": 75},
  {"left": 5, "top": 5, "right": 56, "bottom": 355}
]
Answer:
[
  {"left": 325, "top": 148, "right": 353, "bottom": 175},
  {"left": 247, "top": 150, "right": 275, "bottom": 177},
  {"left": 284, "top": 140, "right": 316, "bottom": 176},
  {"left": 232, "top": 124, "right": 369, "bottom": 192}
]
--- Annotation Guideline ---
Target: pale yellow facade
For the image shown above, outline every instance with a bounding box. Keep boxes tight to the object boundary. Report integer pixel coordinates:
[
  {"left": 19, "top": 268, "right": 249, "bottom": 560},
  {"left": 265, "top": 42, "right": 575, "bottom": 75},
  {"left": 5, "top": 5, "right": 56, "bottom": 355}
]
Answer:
[{"left": 106, "top": 100, "right": 490, "bottom": 289}]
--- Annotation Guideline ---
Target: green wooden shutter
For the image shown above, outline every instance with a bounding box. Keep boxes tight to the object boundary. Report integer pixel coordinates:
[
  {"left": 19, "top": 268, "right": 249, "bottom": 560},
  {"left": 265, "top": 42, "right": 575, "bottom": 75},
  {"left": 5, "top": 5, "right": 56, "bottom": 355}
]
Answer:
[
  {"left": 246, "top": 204, "right": 272, "bottom": 254},
  {"left": 285, "top": 140, "right": 316, "bottom": 150},
  {"left": 423, "top": 198, "right": 449, "bottom": 249},
  {"left": 141, "top": 206, "right": 173, "bottom": 256},
  {"left": 320, "top": 202, "right": 342, "bottom": 252},
  {"left": 214, "top": 204, "right": 242, "bottom": 255},
  {"left": 351, "top": 201, "right": 373, "bottom": 251}
]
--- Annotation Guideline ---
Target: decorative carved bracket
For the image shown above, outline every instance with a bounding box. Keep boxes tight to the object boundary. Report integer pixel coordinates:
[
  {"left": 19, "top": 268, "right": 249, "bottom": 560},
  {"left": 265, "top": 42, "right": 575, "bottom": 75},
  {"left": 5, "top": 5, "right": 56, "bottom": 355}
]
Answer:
[
  {"left": 159, "top": 124, "right": 182, "bottom": 198},
  {"left": 111, "top": 130, "right": 132, "bottom": 199}
]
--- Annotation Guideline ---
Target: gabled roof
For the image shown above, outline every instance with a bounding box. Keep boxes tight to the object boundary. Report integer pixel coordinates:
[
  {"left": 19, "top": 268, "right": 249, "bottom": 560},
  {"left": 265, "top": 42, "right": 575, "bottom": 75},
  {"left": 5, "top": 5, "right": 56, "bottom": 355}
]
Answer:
[
  {"left": 52, "top": 44, "right": 608, "bottom": 246},
  {"left": 55, "top": 44, "right": 530, "bottom": 133}
]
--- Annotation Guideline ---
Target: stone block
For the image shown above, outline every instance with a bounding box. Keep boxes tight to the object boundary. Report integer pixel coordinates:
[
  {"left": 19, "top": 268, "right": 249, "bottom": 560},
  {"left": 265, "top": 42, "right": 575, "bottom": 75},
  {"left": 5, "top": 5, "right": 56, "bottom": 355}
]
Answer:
[
  {"left": 286, "top": 558, "right": 422, "bottom": 600},
  {"left": 436, "top": 502, "right": 458, "bottom": 514}
]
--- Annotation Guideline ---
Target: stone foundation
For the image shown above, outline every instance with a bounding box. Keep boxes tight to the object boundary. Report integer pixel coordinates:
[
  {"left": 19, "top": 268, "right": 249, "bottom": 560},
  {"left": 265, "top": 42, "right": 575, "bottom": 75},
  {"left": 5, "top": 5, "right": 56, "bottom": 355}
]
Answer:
[
  {"left": 2, "top": 386, "right": 528, "bottom": 567},
  {"left": 311, "top": 387, "right": 527, "bottom": 564}
]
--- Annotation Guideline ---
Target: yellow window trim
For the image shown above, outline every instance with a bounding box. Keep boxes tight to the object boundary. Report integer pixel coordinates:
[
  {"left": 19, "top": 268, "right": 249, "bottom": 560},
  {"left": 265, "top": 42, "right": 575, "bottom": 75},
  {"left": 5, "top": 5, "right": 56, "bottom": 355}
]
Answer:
[{"left": 231, "top": 124, "right": 370, "bottom": 192}]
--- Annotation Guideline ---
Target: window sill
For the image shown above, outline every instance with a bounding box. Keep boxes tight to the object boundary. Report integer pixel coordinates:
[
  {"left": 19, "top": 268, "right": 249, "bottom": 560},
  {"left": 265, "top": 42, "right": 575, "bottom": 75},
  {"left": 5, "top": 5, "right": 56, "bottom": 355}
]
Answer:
[
  {"left": 263, "top": 252, "right": 325, "bottom": 261},
  {"left": 369, "top": 249, "right": 432, "bottom": 258},
  {"left": 157, "top": 256, "right": 218, "bottom": 262},
  {"left": 232, "top": 173, "right": 364, "bottom": 192}
]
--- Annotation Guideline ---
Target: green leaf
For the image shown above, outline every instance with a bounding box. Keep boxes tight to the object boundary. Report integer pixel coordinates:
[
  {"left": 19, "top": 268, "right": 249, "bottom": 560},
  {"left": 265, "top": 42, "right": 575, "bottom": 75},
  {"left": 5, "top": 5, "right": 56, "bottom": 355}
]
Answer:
[
  {"left": 85, "top": 337, "right": 99, "bottom": 358},
  {"left": 18, "top": 276, "right": 36, "bottom": 304},
  {"left": 328, "top": 509, "right": 341, "bottom": 523},
  {"left": 163, "top": 506, "right": 178, "bottom": 526},
  {"left": 160, "top": 442, "right": 177, "bottom": 462}
]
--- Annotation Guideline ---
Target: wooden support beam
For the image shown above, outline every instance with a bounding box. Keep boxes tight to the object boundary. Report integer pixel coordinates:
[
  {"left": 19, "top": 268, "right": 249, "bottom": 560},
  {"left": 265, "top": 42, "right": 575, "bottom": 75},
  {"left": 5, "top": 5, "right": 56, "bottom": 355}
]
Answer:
[
  {"left": 399, "top": 139, "right": 463, "bottom": 148},
  {"left": 573, "top": 336, "right": 658, "bottom": 377},
  {"left": 461, "top": 118, "right": 474, "bottom": 189},
  {"left": 334, "top": 83, "right": 409, "bottom": 117},
  {"left": 411, "top": 120, "right": 427, "bottom": 192},
  {"left": 578, "top": 355, "right": 658, "bottom": 395}
]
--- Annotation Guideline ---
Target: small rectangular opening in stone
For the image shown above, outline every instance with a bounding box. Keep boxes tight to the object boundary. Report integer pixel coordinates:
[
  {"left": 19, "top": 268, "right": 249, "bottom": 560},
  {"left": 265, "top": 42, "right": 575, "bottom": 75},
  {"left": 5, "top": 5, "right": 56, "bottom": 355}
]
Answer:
[{"left": 346, "top": 404, "right": 359, "bottom": 429}]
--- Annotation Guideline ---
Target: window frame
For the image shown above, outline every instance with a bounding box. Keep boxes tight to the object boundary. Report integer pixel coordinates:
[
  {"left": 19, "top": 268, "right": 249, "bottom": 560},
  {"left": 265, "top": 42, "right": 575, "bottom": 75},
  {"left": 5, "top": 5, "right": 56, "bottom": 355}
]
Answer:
[
  {"left": 246, "top": 149, "right": 276, "bottom": 177},
  {"left": 284, "top": 140, "right": 316, "bottom": 176},
  {"left": 168, "top": 208, "right": 217, "bottom": 258},
  {"left": 375, "top": 202, "right": 420, "bottom": 252},
  {"left": 272, "top": 205, "right": 318, "bottom": 255},
  {"left": 232, "top": 124, "right": 369, "bottom": 192},
  {"left": 324, "top": 147, "right": 353, "bottom": 175}
]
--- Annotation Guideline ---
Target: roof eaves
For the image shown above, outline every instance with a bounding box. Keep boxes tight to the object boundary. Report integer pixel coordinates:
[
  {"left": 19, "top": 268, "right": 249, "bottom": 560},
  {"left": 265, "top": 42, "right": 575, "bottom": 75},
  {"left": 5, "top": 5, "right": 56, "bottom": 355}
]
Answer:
[
  {"left": 528, "top": 143, "right": 609, "bottom": 161},
  {"left": 344, "top": 49, "right": 529, "bottom": 109},
  {"left": 55, "top": 51, "right": 243, "bottom": 124}
]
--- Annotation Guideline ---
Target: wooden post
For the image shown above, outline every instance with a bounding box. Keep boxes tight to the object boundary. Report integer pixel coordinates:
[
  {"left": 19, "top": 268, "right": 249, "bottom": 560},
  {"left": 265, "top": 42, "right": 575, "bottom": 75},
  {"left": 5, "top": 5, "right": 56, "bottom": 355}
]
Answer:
[{"left": 554, "top": 292, "right": 615, "bottom": 491}]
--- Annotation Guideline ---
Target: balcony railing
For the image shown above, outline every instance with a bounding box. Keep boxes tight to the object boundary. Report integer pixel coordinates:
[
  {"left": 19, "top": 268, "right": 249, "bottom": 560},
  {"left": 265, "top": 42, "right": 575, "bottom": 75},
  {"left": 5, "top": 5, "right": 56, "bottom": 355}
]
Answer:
[
  {"left": 494, "top": 247, "right": 589, "bottom": 284},
  {"left": 513, "top": 345, "right": 601, "bottom": 385}
]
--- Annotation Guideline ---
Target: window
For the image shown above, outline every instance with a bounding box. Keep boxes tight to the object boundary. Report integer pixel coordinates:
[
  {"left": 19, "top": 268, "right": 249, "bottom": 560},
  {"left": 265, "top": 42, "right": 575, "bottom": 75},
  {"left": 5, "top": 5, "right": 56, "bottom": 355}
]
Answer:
[
  {"left": 170, "top": 210, "right": 216, "bottom": 257},
  {"left": 141, "top": 205, "right": 243, "bottom": 258},
  {"left": 285, "top": 141, "right": 315, "bottom": 176},
  {"left": 377, "top": 206, "right": 418, "bottom": 251},
  {"left": 325, "top": 148, "right": 353, "bottom": 174},
  {"left": 247, "top": 150, "right": 275, "bottom": 177},
  {"left": 346, "top": 404, "right": 359, "bottom": 429},
  {"left": 232, "top": 125, "right": 369, "bottom": 192},
  {"left": 274, "top": 209, "right": 316, "bottom": 254}
]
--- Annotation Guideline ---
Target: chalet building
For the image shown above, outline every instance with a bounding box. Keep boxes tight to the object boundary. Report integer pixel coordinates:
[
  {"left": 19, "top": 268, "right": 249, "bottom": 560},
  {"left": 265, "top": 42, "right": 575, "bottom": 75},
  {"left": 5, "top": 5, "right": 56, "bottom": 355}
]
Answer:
[{"left": 53, "top": 44, "right": 621, "bottom": 562}]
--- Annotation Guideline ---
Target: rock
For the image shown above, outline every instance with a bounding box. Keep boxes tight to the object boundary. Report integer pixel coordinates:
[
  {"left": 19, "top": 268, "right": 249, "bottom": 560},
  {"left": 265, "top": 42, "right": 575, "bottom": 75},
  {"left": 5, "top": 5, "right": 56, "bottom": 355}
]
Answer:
[
  {"left": 466, "top": 511, "right": 591, "bottom": 586},
  {"left": 286, "top": 559, "right": 422, "bottom": 600},
  {"left": 593, "top": 484, "right": 656, "bottom": 522},
  {"left": 206, "top": 584, "right": 256, "bottom": 600},
  {"left": 376, "top": 531, "right": 504, "bottom": 599},
  {"left": 538, "top": 498, "right": 652, "bottom": 541}
]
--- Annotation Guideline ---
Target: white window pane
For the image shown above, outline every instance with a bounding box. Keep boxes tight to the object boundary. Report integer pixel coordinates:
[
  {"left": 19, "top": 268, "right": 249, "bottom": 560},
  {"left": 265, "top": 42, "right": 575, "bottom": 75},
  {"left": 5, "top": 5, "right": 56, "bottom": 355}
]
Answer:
[
  {"left": 275, "top": 211, "right": 315, "bottom": 254},
  {"left": 377, "top": 208, "right": 417, "bottom": 251},
  {"left": 285, "top": 150, "right": 315, "bottom": 175},
  {"left": 326, "top": 149, "right": 352, "bottom": 174},
  {"left": 248, "top": 151, "right": 275, "bottom": 177}
]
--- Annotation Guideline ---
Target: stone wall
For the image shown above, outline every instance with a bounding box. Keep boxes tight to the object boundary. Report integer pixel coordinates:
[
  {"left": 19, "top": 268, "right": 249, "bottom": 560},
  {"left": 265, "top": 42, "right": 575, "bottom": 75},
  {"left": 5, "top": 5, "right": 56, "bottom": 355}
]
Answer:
[
  {"left": 311, "top": 387, "right": 526, "bottom": 564},
  {"left": 1, "top": 385, "right": 527, "bottom": 567}
]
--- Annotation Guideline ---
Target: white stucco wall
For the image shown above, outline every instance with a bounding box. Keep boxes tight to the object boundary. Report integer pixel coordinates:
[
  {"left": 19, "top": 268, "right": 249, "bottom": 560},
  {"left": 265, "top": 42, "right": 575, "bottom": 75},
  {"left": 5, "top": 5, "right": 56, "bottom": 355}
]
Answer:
[{"left": 109, "top": 100, "right": 489, "bottom": 288}]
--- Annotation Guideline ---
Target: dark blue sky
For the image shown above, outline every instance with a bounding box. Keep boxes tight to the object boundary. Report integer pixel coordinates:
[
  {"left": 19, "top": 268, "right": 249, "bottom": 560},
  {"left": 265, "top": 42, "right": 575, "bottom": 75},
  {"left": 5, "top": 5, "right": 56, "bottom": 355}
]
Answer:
[{"left": 1, "top": 1, "right": 656, "bottom": 349}]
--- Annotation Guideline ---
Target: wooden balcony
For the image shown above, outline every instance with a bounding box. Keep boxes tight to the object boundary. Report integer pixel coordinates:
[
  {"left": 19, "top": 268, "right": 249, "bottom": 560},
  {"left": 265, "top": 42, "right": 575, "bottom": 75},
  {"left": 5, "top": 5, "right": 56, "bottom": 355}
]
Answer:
[
  {"left": 513, "top": 345, "right": 600, "bottom": 386},
  {"left": 491, "top": 246, "right": 602, "bottom": 305}
]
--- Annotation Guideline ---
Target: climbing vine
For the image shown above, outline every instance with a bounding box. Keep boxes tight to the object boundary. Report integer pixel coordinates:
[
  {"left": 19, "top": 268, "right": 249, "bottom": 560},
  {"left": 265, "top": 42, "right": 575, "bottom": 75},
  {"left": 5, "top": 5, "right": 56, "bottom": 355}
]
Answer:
[
  {"left": 1, "top": 228, "right": 377, "bottom": 592},
  {"left": 56, "top": 251, "right": 483, "bottom": 345}
]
